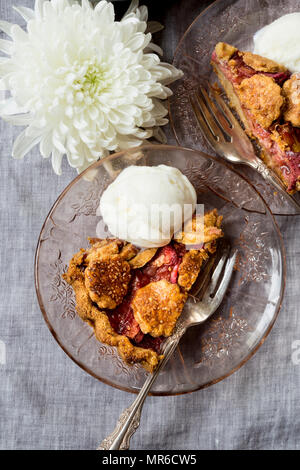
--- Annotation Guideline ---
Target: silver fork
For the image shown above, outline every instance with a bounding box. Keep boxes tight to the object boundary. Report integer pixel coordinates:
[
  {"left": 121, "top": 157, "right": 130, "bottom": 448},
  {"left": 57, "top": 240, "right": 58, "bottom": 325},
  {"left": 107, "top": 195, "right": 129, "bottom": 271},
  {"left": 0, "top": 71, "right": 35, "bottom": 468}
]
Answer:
[
  {"left": 190, "top": 83, "right": 300, "bottom": 212},
  {"left": 98, "top": 243, "right": 237, "bottom": 450}
]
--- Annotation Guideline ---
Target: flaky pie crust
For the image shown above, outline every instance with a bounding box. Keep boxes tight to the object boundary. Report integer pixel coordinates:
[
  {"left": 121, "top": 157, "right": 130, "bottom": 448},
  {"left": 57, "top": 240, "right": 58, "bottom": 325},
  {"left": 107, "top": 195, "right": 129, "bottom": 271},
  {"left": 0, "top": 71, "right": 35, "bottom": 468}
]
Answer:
[{"left": 63, "top": 210, "right": 223, "bottom": 372}]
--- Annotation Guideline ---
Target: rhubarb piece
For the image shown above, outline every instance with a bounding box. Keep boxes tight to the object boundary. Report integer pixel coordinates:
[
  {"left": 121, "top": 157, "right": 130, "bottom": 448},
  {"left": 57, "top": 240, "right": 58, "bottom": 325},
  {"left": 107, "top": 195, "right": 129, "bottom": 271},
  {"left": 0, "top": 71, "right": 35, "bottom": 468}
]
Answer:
[{"left": 131, "top": 279, "right": 187, "bottom": 337}]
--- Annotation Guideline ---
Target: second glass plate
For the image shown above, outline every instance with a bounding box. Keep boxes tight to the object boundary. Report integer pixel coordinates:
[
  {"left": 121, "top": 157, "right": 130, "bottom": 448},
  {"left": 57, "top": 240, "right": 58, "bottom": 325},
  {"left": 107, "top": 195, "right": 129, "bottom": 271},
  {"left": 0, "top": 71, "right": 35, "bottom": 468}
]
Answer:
[{"left": 169, "top": 0, "right": 300, "bottom": 215}]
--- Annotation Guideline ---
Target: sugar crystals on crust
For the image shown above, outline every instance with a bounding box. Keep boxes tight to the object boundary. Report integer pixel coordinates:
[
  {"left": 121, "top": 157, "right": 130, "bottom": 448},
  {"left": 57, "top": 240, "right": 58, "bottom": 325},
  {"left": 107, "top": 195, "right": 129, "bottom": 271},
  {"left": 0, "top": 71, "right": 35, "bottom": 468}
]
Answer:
[
  {"left": 131, "top": 279, "right": 187, "bottom": 337},
  {"left": 85, "top": 257, "right": 131, "bottom": 309},
  {"left": 282, "top": 74, "right": 300, "bottom": 127},
  {"left": 242, "top": 51, "right": 287, "bottom": 73},
  {"left": 238, "top": 74, "right": 284, "bottom": 129},
  {"left": 174, "top": 209, "right": 223, "bottom": 246},
  {"left": 215, "top": 42, "right": 237, "bottom": 61},
  {"left": 178, "top": 250, "right": 207, "bottom": 292}
]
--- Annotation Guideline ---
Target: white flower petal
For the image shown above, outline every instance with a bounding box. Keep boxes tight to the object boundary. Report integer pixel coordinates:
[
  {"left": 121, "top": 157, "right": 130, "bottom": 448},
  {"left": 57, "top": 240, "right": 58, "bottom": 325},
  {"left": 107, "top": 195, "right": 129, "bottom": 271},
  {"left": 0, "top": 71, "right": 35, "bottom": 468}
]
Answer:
[
  {"left": 0, "top": 59, "right": 16, "bottom": 75},
  {"left": 147, "top": 83, "right": 171, "bottom": 99},
  {"left": 73, "top": 115, "right": 88, "bottom": 130},
  {"left": 0, "top": 75, "right": 10, "bottom": 90},
  {"left": 0, "top": 20, "right": 14, "bottom": 37},
  {"left": 11, "top": 25, "right": 28, "bottom": 43},
  {"left": 88, "top": 106, "right": 99, "bottom": 120},
  {"left": 13, "top": 6, "right": 35, "bottom": 22},
  {"left": 95, "top": 0, "right": 115, "bottom": 23},
  {"left": 124, "top": 0, "right": 139, "bottom": 17},
  {"left": 51, "top": 148, "right": 63, "bottom": 175},
  {"left": 158, "top": 63, "right": 184, "bottom": 85},
  {"left": 126, "top": 32, "right": 151, "bottom": 52},
  {"left": 81, "top": 0, "right": 92, "bottom": 12},
  {"left": 152, "top": 126, "right": 167, "bottom": 144},
  {"left": 138, "top": 6, "right": 148, "bottom": 23},
  {"left": 116, "top": 135, "right": 143, "bottom": 149},
  {"left": 1, "top": 0, "right": 182, "bottom": 174},
  {"left": 40, "top": 132, "right": 53, "bottom": 158},
  {"left": 67, "top": 151, "right": 84, "bottom": 169},
  {"left": 12, "top": 129, "right": 42, "bottom": 159},
  {"left": 134, "top": 128, "right": 152, "bottom": 139},
  {"left": 0, "top": 39, "right": 13, "bottom": 55},
  {"left": 59, "top": 121, "right": 70, "bottom": 135},
  {"left": 53, "top": 130, "right": 67, "bottom": 154},
  {"left": 146, "top": 42, "right": 163, "bottom": 56},
  {"left": 2, "top": 113, "right": 32, "bottom": 126},
  {"left": 0, "top": 98, "right": 27, "bottom": 115},
  {"left": 79, "top": 144, "right": 97, "bottom": 164}
]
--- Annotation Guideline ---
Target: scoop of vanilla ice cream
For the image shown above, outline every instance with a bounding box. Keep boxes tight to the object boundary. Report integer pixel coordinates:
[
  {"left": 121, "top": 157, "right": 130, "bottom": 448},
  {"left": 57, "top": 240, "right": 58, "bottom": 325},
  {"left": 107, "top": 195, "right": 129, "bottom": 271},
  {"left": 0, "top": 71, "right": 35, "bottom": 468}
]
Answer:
[
  {"left": 253, "top": 13, "right": 300, "bottom": 73},
  {"left": 99, "top": 165, "right": 197, "bottom": 248}
]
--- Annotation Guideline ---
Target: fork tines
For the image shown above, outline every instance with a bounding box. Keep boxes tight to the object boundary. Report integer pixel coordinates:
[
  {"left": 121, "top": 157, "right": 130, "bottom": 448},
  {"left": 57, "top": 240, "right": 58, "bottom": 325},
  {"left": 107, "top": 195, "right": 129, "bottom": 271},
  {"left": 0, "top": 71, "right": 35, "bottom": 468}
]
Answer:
[
  {"left": 190, "top": 239, "right": 231, "bottom": 300},
  {"left": 190, "top": 85, "right": 232, "bottom": 144}
]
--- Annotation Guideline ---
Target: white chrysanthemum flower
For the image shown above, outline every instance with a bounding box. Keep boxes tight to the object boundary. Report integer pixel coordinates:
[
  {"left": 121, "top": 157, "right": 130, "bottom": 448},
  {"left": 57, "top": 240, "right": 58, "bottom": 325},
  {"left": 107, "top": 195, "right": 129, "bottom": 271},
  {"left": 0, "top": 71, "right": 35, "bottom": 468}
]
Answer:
[{"left": 0, "top": 0, "right": 182, "bottom": 174}]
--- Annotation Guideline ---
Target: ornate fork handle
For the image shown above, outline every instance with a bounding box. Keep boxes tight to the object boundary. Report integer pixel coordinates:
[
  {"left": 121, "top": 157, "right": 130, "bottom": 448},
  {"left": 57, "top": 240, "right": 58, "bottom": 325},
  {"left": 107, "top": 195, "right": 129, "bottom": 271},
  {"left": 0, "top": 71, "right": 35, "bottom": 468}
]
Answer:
[
  {"left": 97, "top": 247, "right": 236, "bottom": 450},
  {"left": 98, "top": 323, "right": 187, "bottom": 450}
]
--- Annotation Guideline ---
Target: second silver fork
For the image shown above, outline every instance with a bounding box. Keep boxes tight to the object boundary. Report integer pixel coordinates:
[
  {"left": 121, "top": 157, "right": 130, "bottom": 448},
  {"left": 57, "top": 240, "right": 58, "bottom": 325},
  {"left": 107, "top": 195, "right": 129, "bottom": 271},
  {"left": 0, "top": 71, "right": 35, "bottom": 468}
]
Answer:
[{"left": 190, "top": 83, "right": 300, "bottom": 212}]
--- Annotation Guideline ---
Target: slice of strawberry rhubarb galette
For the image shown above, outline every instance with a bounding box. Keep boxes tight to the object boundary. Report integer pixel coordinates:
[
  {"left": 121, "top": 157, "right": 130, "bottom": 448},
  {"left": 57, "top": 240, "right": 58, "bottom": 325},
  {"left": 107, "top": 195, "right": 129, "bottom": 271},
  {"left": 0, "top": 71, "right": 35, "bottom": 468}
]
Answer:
[
  {"left": 211, "top": 42, "right": 300, "bottom": 193},
  {"left": 63, "top": 210, "right": 223, "bottom": 372}
]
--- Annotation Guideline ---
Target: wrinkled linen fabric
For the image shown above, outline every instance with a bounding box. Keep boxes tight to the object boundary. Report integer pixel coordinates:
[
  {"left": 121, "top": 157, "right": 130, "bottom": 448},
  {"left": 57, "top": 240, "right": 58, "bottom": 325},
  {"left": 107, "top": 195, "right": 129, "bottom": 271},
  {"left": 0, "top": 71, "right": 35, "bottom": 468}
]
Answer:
[{"left": 0, "top": 0, "right": 299, "bottom": 450}]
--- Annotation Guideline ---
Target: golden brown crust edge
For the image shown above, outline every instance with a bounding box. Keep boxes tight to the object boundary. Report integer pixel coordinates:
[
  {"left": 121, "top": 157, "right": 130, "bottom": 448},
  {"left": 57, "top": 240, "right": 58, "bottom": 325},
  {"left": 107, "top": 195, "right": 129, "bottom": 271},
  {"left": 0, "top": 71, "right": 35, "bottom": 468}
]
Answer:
[
  {"left": 132, "top": 279, "right": 188, "bottom": 337},
  {"left": 282, "top": 75, "right": 300, "bottom": 128},
  {"left": 62, "top": 210, "right": 224, "bottom": 373},
  {"left": 63, "top": 248, "right": 162, "bottom": 373},
  {"left": 242, "top": 51, "right": 287, "bottom": 73},
  {"left": 215, "top": 42, "right": 237, "bottom": 61},
  {"left": 215, "top": 42, "right": 287, "bottom": 74},
  {"left": 238, "top": 74, "right": 284, "bottom": 129}
]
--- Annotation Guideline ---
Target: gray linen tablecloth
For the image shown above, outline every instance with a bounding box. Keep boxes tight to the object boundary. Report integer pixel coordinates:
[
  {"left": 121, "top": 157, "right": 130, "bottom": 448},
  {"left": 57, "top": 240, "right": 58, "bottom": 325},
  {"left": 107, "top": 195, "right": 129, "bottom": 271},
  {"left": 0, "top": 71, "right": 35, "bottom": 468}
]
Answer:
[{"left": 0, "top": 0, "right": 299, "bottom": 450}]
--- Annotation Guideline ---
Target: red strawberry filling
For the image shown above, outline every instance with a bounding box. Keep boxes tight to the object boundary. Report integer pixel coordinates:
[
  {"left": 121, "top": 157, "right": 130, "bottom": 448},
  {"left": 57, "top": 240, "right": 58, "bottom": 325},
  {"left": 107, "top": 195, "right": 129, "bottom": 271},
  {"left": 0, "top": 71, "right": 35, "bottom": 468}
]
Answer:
[
  {"left": 107, "top": 243, "right": 186, "bottom": 352},
  {"left": 142, "top": 244, "right": 185, "bottom": 284},
  {"left": 250, "top": 119, "right": 300, "bottom": 191},
  {"left": 211, "top": 51, "right": 290, "bottom": 86},
  {"left": 136, "top": 335, "right": 164, "bottom": 354},
  {"left": 109, "top": 299, "right": 141, "bottom": 340}
]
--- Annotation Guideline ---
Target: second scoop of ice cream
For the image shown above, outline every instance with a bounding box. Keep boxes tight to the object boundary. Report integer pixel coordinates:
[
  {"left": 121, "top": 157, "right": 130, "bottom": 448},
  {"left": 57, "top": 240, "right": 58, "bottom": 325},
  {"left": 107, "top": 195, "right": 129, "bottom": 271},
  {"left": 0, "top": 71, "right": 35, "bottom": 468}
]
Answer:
[{"left": 253, "top": 13, "right": 300, "bottom": 73}]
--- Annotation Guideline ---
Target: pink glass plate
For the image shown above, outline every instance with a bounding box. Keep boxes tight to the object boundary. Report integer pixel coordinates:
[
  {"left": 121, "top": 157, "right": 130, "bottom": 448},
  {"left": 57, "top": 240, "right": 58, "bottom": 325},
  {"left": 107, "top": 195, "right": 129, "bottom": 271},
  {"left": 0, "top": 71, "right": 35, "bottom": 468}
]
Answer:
[
  {"left": 35, "top": 145, "right": 285, "bottom": 395},
  {"left": 169, "top": 0, "right": 300, "bottom": 215}
]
